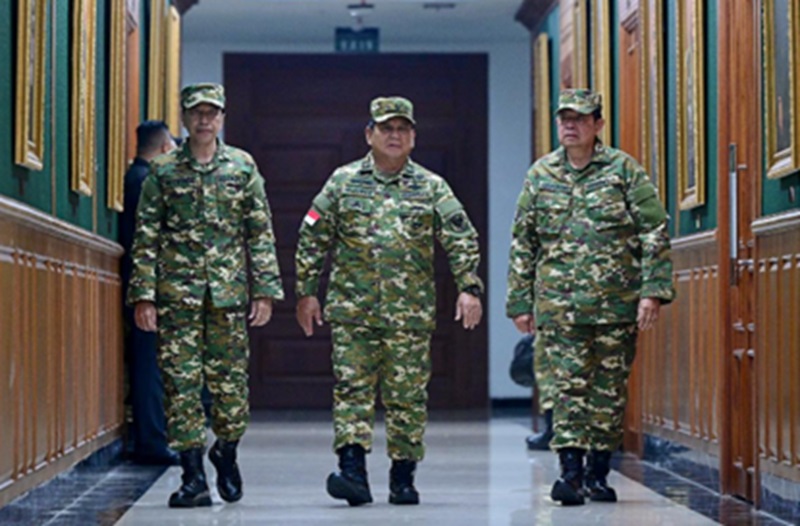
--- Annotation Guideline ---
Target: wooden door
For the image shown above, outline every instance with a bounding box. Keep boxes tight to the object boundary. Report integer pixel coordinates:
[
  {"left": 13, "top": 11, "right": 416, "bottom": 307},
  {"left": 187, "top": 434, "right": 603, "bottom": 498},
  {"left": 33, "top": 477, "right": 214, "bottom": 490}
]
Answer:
[
  {"left": 618, "top": 11, "right": 644, "bottom": 455},
  {"left": 224, "top": 54, "right": 489, "bottom": 411},
  {"left": 718, "top": 0, "right": 759, "bottom": 502}
]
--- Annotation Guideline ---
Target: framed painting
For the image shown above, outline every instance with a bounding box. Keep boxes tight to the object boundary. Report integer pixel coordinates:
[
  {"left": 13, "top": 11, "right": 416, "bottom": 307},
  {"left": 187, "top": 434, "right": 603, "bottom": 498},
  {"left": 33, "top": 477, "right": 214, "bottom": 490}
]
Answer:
[
  {"left": 533, "top": 33, "right": 552, "bottom": 159},
  {"left": 676, "top": 0, "right": 705, "bottom": 209},
  {"left": 164, "top": 6, "right": 182, "bottom": 136},
  {"left": 641, "top": 0, "right": 666, "bottom": 202},
  {"left": 573, "top": 0, "right": 589, "bottom": 88},
  {"left": 107, "top": 0, "right": 127, "bottom": 211},
  {"left": 559, "top": 0, "right": 589, "bottom": 88},
  {"left": 764, "top": 0, "right": 800, "bottom": 179},
  {"left": 15, "top": 0, "right": 47, "bottom": 171},
  {"left": 591, "top": 0, "right": 612, "bottom": 144},
  {"left": 71, "top": 0, "right": 97, "bottom": 196},
  {"left": 147, "top": 0, "right": 167, "bottom": 119}
]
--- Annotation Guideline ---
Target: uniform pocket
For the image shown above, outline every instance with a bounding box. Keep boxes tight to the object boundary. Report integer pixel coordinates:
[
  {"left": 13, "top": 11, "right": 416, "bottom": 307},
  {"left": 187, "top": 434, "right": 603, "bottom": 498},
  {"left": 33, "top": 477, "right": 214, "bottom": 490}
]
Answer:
[
  {"left": 217, "top": 180, "right": 244, "bottom": 220},
  {"left": 400, "top": 205, "right": 433, "bottom": 240},
  {"left": 535, "top": 191, "right": 571, "bottom": 235},
  {"left": 585, "top": 178, "right": 632, "bottom": 231},
  {"left": 339, "top": 196, "right": 374, "bottom": 238},
  {"left": 163, "top": 184, "right": 198, "bottom": 228}
]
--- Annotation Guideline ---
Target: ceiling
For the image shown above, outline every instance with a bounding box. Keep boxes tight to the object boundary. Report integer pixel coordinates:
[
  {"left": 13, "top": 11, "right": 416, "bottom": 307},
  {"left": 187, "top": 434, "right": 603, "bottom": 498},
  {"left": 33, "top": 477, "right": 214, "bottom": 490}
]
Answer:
[{"left": 181, "top": 0, "right": 529, "bottom": 46}]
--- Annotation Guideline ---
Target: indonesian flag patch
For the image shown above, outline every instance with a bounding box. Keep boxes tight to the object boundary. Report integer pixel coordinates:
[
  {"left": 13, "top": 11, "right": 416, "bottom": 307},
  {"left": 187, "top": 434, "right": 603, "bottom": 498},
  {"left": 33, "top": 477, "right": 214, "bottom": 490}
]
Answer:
[{"left": 304, "top": 208, "right": 321, "bottom": 226}]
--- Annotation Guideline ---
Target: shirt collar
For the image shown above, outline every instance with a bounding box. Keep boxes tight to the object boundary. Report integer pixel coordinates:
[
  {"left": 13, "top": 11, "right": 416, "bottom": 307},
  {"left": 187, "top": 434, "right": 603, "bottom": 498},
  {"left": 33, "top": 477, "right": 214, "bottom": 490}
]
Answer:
[
  {"left": 176, "top": 138, "right": 231, "bottom": 166},
  {"left": 361, "top": 152, "right": 416, "bottom": 183}
]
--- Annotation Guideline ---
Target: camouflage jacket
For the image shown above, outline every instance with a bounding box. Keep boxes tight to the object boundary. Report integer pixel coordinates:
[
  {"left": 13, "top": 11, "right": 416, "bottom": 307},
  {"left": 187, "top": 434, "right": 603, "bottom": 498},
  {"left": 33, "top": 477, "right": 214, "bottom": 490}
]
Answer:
[
  {"left": 296, "top": 153, "right": 483, "bottom": 331},
  {"left": 506, "top": 144, "right": 674, "bottom": 326},
  {"left": 127, "top": 140, "right": 284, "bottom": 308}
]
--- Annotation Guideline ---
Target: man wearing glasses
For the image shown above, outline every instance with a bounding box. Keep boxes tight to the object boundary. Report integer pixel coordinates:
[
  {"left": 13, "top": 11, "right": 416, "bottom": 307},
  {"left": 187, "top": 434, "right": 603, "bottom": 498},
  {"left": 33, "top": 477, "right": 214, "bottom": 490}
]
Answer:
[
  {"left": 296, "top": 96, "right": 484, "bottom": 507},
  {"left": 506, "top": 89, "right": 674, "bottom": 506},
  {"left": 128, "top": 83, "right": 284, "bottom": 508}
]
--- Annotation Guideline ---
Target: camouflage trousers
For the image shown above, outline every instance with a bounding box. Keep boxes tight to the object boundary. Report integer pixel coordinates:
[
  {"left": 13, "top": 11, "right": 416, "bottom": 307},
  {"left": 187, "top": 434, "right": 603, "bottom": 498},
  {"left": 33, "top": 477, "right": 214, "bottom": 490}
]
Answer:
[
  {"left": 534, "top": 334, "right": 556, "bottom": 411},
  {"left": 157, "top": 300, "right": 250, "bottom": 451},
  {"left": 331, "top": 323, "right": 431, "bottom": 461},
  {"left": 540, "top": 323, "right": 638, "bottom": 451}
]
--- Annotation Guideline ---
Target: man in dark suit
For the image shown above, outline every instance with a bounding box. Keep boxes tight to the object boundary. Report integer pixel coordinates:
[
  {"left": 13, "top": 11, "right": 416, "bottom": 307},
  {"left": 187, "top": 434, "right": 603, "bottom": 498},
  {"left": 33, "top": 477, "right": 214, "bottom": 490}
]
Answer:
[{"left": 120, "top": 120, "right": 177, "bottom": 465}]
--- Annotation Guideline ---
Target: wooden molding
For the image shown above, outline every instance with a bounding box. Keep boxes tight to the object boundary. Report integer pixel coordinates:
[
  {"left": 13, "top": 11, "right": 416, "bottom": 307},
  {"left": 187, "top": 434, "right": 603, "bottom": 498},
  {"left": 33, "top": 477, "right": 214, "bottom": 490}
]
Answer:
[
  {"left": 0, "top": 195, "right": 123, "bottom": 257},
  {"left": 515, "top": 0, "right": 558, "bottom": 31},
  {"left": 670, "top": 229, "right": 717, "bottom": 251},
  {"left": 751, "top": 209, "right": 800, "bottom": 236}
]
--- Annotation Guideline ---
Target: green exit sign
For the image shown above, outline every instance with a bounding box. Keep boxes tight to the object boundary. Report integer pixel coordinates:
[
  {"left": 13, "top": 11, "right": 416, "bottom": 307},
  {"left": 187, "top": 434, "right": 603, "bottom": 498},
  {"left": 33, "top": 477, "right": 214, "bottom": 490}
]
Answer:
[{"left": 335, "top": 28, "right": 380, "bottom": 53}]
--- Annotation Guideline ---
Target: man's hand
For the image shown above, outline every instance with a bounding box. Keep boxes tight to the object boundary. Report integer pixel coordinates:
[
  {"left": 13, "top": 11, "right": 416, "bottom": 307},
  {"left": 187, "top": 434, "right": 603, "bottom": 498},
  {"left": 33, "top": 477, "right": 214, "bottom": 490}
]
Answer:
[
  {"left": 455, "top": 292, "right": 483, "bottom": 330},
  {"left": 512, "top": 313, "right": 536, "bottom": 335},
  {"left": 296, "top": 295, "right": 323, "bottom": 337},
  {"left": 637, "top": 297, "right": 661, "bottom": 331},
  {"left": 134, "top": 301, "right": 158, "bottom": 332},
  {"left": 249, "top": 298, "right": 274, "bottom": 327}
]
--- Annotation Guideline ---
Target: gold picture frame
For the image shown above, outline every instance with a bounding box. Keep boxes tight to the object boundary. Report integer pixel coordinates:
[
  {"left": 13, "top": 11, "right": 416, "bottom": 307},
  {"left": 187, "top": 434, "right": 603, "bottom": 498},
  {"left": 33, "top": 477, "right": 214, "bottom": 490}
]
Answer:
[
  {"left": 107, "top": 0, "right": 127, "bottom": 211},
  {"left": 147, "top": 0, "right": 166, "bottom": 120},
  {"left": 641, "top": 0, "right": 666, "bottom": 202},
  {"left": 558, "top": 0, "right": 589, "bottom": 89},
  {"left": 71, "top": 0, "right": 97, "bottom": 196},
  {"left": 15, "top": 0, "right": 47, "bottom": 171},
  {"left": 591, "top": 0, "right": 612, "bottom": 144},
  {"left": 533, "top": 33, "right": 552, "bottom": 159},
  {"left": 764, "top": 0, "right": 800, "bottom": 179},
  {"left": 164, "top": 6, "right": 182, "bottom": 136},
  {"left": 573, "top": 0, "right": 589, "bottom": 88},
  {"left": 676, "top": 0, "right": 705, "bottom": 210}
]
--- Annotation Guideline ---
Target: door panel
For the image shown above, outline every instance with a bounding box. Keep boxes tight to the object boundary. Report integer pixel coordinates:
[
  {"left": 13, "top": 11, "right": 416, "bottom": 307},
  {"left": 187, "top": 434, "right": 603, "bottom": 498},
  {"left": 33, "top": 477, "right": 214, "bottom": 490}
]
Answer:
[
  {"left": 719, "top": 0, "right": 759, "bottom": 502},
  {"left": 224, "top": 54, "right": 489, "bottom": 411}
]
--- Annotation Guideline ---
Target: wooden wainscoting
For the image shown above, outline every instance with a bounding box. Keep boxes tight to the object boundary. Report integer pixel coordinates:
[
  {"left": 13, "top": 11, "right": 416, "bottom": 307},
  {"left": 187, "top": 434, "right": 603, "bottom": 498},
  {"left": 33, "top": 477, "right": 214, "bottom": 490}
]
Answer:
[
  {"left": 753, "top": 210, "right": 800, "bottom": 483},
  {"left": 631, "top": 230, "right": 721, "bottom": 455},
  {"left": 0, "top": 196, "right": 124, "bottom": 507}
]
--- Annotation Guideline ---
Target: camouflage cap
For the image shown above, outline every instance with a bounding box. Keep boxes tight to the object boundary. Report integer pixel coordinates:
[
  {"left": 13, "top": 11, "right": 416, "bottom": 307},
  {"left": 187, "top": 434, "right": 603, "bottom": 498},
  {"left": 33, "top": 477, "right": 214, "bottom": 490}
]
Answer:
[
  {"left": 370, "top": 96, "right": 416, "bottom": 125},
  {"left": 181, "top": 83, "right": 225, "bottom": 110},
  {"left": 555, "top": 88, "right": 602, "bottom": 115}
]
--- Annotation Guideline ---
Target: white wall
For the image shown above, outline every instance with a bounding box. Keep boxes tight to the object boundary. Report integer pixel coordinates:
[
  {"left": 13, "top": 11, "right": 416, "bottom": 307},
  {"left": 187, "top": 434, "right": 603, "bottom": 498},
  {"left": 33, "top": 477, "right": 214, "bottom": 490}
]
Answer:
[{"left": 182, "top": 38, "right": 532, "bottom": 400}]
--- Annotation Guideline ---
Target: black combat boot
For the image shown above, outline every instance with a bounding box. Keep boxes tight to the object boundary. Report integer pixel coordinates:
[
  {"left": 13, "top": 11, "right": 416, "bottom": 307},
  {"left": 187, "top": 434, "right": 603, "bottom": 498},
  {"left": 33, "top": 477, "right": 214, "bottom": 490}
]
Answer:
[
  {"left": 550, "top": 447, "right": 586, "bottom": 506},
  {"left": 585, "top": 450, "right": 618, "bottom": 502},
  {"left": 525, "top": 409, "right": 554, "bottom": 451},
  {"left": 389, "top": 459, "right": 420, "bottom": 505},
  {"left": 326, "top": 444, "right": 373, "bottom": 506},
  {"left": 209, "top": 439, "right": 243, "bottom": 503},
  {"left": 168, "top": 448, "right": 213, "bottom": 508}
]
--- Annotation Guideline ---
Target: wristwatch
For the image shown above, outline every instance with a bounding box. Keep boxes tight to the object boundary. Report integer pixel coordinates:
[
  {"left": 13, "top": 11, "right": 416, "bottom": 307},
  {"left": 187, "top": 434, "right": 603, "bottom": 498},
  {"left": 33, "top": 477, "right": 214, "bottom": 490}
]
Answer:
[{"left": 462, "top": 285, "right": 482, "bottom": 298}]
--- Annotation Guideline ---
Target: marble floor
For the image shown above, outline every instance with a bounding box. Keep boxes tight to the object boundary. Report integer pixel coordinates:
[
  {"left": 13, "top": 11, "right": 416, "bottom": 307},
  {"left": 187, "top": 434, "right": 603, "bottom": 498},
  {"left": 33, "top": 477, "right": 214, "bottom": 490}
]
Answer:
[{"left": 0, "top": 414, "right": 792, "bottom": 525}]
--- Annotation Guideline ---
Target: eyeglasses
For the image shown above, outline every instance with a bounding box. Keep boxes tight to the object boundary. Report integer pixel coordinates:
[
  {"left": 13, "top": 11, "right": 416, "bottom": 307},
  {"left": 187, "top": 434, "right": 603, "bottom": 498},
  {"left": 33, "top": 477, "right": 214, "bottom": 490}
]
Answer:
[
  {"left": 186, "top": 107, "right": 222, "bottom": 120},
  {"left": 557, "top": 113, "right": 594, "bottom": 125},
  {"left": 376, "top": 123, "right": 413, "bottom": 135}
]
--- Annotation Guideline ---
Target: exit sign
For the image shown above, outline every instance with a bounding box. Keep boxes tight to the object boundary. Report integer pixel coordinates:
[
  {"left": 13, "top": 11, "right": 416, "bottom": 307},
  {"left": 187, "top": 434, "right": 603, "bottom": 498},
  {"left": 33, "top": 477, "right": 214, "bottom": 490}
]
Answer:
[{"left": 335, "top": 28, "right": 380, "bottom": 53}]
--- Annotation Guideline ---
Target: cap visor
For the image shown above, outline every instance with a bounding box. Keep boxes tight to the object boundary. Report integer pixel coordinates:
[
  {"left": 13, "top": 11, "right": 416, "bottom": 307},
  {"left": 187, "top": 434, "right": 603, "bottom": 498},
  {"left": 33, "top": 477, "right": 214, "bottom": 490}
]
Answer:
[{"left": 373, "top": 113, "right": 416, "bottom": 125}]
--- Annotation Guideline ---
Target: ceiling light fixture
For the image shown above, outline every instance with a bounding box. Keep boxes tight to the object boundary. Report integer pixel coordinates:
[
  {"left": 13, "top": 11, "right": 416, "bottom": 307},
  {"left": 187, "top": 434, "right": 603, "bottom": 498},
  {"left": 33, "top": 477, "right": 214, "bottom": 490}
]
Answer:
[
  {"left": 423, "top": 2, "right": 456, "bottom": 10},
  {"left": 347, "top": 1, "right": 375, "bottom": 17}
]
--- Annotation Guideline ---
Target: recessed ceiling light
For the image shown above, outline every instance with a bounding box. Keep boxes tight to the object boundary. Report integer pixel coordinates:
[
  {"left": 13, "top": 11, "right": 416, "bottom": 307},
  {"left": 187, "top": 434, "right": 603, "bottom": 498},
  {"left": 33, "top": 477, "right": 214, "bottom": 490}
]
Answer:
[{"left": 423, "top": 2, "right": 457, "bottom": 9}]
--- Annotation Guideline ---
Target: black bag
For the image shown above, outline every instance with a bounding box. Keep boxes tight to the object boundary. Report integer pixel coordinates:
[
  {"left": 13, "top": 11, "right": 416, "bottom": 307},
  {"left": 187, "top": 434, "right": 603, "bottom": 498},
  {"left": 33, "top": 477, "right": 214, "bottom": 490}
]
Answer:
[{"left": 509, "top": 334, "right": 536, "bottom": 388}]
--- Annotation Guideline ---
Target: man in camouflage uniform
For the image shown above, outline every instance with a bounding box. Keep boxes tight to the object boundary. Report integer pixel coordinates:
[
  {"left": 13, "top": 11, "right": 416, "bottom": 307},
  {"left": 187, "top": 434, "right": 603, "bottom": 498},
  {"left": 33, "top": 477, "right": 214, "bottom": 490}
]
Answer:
[
  {"left": 506, "top": 89, "right": 674, "bottom": 506},
  {"left": 128, "top": 83, "right": 284, "bottom": 508},
  {"left": 295, "top": 96, "right": 484, "bottom": 507}
]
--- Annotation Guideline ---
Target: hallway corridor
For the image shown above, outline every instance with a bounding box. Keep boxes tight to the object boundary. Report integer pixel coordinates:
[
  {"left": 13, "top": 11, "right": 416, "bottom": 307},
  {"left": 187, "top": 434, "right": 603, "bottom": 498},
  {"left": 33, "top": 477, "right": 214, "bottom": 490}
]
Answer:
[{"left": 0, "top": 414, "right": 790, "bottom": 525}]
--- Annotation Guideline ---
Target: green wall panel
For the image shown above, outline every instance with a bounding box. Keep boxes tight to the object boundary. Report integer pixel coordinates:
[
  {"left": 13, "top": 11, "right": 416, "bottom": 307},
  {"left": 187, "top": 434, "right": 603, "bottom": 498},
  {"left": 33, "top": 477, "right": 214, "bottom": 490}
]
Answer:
[
  {"left": 0, "top": 0, "right": 53, "bottom": 212},
  {"left": 762, "top": 172, "right": 800, "bottom": 215},
  {"left": 95, "top": 0, "right": 114, "bottom": 239},
  {"left": 670, "top": 0, "right": 717, "bottom": 236},
  {"left": 0, "top": 0, "right": 12, "bottom": 196}
]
